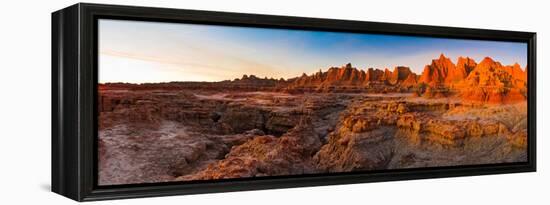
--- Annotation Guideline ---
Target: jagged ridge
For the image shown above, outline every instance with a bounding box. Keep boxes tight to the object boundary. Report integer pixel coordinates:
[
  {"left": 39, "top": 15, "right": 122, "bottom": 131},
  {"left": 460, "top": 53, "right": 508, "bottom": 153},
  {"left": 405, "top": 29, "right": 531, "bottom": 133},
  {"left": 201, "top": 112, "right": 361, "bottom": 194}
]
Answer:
[{"left": 284, "top": 54, "right": 527, "bottom": 103}]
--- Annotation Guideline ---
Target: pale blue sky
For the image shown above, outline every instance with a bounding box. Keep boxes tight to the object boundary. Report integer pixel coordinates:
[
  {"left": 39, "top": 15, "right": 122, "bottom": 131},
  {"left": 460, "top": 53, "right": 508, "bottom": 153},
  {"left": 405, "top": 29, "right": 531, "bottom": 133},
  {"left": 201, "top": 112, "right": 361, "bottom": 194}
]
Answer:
[{"left": 99, "top": 19, "right": 527, "bottom": 83}]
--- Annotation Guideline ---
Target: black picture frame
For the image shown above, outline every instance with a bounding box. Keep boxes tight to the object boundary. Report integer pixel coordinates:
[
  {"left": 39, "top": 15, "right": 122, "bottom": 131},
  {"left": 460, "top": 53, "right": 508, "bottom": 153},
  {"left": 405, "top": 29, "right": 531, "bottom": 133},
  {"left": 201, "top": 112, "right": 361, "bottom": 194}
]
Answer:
[{"left": 52, "top": 3, "right": 537, "bottom": 201}]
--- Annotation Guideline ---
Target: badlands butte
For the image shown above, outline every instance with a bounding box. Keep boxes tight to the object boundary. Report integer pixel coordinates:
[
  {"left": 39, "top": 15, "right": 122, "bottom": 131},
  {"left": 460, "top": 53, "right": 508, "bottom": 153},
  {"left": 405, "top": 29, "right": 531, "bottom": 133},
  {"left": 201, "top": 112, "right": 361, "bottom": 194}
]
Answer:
[{"left": 98, "top": 54, "right": 528, "bottom": 185}]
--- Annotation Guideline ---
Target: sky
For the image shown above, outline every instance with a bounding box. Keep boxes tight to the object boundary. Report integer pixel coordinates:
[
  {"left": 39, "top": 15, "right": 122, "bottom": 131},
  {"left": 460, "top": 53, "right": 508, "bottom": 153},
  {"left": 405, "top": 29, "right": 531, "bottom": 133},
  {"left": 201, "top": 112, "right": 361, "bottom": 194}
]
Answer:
[{"left": 99, "top": 19, "right": 527, "bottom": 83}]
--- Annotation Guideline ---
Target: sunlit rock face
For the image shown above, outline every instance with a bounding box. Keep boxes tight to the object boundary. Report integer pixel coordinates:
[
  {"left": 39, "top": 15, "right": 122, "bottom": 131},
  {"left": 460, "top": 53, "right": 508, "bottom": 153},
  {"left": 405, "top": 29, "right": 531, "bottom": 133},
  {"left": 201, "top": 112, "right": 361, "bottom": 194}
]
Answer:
[
  {"left": 287, "top": 63, "right": 418, "bottom": 93},
  {"left": 459, "top": 57, "right": 527, "bottom": 104},
  {"left": 97, "top": 55, "right": 528, "bottom": 185}
]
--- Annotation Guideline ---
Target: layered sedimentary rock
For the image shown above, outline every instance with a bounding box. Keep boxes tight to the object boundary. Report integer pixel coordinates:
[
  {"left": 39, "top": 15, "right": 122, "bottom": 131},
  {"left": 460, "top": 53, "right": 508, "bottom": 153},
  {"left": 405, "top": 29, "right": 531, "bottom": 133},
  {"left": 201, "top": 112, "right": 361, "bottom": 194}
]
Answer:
[
  {"left": 414, "top": 55, "right": 526, "bottom": 103},
  {"left": 287, "top": 55, "right": 526, "bottom": 104},
  {"left": 100, "top": 54, "right": 527, "bottom": 104},
  {"left": 387, "top": 66, "right": 417, "bottom": 86},
  {"left": 98, "top": 88, "right": 357, "bottom": 184},
  {"left": 180, "top": 117, "right": 322, "bottom": 180},
  {"left": 99, "top": 85, "right": 527, "bottom": 185},
  {"left": 459, "top": 57, "right": 527, "bottom": 103},
  {"left": 288, "top": 63, "right": 417, "bottom": 93},
  {"left": 314, "top": 98, "right": 527, "bottom": 172},
  {"left": 419, "top": 54, "right": 456, "bottom": 86},
  {"left": 453, "top": 56, "right": 478, "bottom": 84},
  {"left": 98, "top": 54, "right": 528, "bottom": 185},
  {"left": 417, "top": 54, "right": 476, "bottom": 87}
]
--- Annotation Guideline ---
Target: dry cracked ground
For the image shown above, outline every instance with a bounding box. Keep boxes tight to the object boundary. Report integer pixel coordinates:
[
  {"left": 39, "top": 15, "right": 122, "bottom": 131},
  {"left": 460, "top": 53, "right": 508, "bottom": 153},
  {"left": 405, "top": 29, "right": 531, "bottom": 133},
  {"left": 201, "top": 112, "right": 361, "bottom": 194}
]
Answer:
[{"left": 97, "top": 89, "right": 527, "bottom": 185}]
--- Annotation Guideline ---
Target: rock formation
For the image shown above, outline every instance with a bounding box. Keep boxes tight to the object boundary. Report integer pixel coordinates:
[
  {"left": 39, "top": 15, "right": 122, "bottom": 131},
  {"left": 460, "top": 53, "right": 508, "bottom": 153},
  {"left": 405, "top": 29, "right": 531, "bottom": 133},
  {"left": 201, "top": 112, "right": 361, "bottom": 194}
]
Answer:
[
  {"left": 314, "top": 99, "right": 527, "bottom": 172},
  {"left": 288, "top": 63, "right": 417, "bottom": 92},
  {"left": 459, "top": 57, "right": 527, "bottom": 103},
  {"left": 419, "top": 54, "right": 456, "bottom": 86},
  {"left": 181, "top": 117, "right": 322, "bottom": 180},
  {"left": 453, "top": 56, "right": 477, "bottom": 84},
  {"left": 414, "top": 54, "right": 526, "bottom": 103},
  {"left": 100, "top": 54, "right": 527, "bottom": 104},
  {"left": 97, "top": 54, "right": 529, "bottom": 185}
]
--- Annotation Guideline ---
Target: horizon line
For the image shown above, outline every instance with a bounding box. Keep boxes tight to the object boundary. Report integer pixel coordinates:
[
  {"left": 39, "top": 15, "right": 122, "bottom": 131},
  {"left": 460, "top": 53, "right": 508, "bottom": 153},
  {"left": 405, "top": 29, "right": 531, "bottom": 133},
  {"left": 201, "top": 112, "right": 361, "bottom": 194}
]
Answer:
[{"left": 99, "top": 54, "right": 526, "bottom": 84}]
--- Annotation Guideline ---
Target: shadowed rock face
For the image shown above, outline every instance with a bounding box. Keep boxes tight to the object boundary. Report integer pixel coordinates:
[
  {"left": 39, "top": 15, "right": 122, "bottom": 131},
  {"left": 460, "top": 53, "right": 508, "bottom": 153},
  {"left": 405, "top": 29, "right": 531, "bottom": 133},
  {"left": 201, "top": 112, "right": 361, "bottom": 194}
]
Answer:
[
  {"left": 98, "top": 89, "right": 352, "bottom": 185},
  {"left": 454, "top": 56, "right": 478, "bottom": 84},
  {"left": 98, "top": 54, "right": 528, "bottom": 185},
  {"left": 180, "top": 117, "right": 322, "bottom": 180}
]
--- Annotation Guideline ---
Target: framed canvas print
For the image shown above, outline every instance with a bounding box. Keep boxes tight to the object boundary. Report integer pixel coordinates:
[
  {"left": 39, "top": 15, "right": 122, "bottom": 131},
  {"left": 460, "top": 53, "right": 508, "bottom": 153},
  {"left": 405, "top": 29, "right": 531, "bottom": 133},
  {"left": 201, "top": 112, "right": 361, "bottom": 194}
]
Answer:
[{"left": 52, "top": 3, "right": 536, "bottom": 201}]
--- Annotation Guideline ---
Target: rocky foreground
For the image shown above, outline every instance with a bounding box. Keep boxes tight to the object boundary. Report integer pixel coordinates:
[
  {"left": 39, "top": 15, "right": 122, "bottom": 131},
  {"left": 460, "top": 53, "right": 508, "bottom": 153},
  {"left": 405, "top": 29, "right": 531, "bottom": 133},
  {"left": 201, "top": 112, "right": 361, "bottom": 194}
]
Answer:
[{"left": 98, "top": 90, "right": 527, "bottom": 185}]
